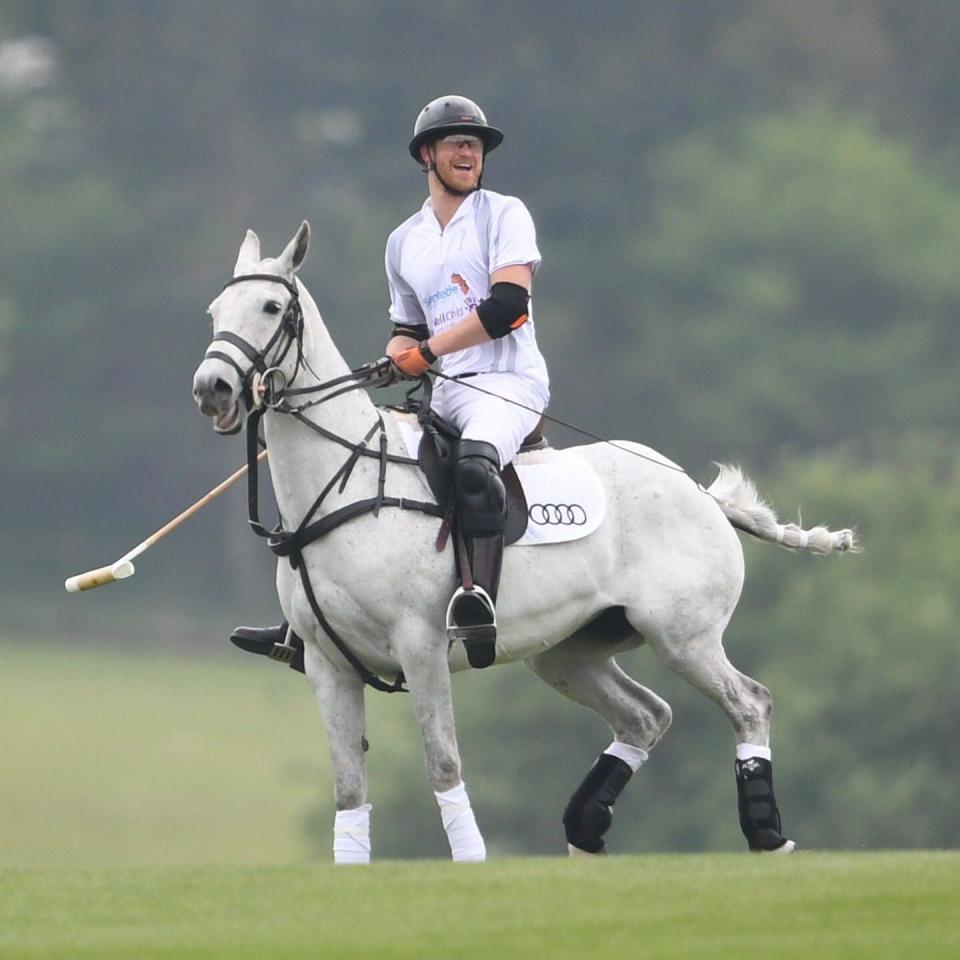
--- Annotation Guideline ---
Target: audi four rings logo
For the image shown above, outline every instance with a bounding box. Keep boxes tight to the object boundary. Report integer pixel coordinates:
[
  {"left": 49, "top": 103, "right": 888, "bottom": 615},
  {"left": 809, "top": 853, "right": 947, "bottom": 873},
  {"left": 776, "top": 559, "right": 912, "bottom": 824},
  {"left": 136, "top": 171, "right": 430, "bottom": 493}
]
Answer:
[{"left": 528, "top": 503, "right": 588, "bottom": 526}]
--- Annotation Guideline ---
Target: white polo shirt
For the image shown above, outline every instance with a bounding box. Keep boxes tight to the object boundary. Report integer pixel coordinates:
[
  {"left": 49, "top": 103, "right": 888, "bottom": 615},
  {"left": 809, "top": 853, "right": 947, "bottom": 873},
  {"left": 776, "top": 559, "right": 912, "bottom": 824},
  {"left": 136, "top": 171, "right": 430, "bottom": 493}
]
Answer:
[{"left": 385, "top": 189, "right": 550, "bottom": 399}]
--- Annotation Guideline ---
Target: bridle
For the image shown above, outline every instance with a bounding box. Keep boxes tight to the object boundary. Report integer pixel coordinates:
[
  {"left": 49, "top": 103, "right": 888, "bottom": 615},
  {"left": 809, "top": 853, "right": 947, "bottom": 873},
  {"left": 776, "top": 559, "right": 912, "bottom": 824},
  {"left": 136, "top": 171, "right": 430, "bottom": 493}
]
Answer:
[
  {"left": 202, "top": 274, "right": 306, "bottom": 416},
  {"left": 206, "top": 273, "right": 402, "bottom": 414}
]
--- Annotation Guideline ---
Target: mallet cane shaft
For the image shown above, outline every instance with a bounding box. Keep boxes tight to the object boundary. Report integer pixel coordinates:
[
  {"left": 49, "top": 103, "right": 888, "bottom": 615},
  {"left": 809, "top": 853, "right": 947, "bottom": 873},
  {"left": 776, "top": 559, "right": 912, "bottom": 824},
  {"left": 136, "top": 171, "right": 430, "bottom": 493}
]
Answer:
[{"left": 64, "top": 450, "right": 269, "bottom": 593}]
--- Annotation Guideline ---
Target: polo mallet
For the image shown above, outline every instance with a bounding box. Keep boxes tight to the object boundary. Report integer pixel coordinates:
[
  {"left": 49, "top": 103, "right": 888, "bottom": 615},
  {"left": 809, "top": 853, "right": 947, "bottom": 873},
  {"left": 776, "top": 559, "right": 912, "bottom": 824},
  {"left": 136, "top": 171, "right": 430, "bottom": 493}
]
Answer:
[{"left": 64, "top": 450, "right": 268, "bottom": 593}]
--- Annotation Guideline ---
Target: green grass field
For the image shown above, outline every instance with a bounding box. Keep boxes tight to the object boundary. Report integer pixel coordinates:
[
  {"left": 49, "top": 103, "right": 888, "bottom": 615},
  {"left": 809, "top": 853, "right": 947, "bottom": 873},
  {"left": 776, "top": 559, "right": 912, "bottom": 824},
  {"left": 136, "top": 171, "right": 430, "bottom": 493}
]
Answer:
[
  {"left": 2, "top": 853, "right": 957, "bottom": 959},
  {"left": 1, "top": 638, "right": 433, "bottom": 868},
  {"left": 3, "top": 640, "right": 957, "bottom": 957}
]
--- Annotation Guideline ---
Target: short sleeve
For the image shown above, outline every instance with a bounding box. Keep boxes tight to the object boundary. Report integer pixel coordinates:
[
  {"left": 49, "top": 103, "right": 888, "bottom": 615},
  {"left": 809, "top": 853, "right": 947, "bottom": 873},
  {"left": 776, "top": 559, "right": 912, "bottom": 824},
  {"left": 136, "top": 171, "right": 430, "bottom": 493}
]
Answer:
[
  {"left": 385, "top": 229, "right": 427, "bottom": 327},
  {"left": 489, "top": 198, "right": 541, "bottom": 277}
]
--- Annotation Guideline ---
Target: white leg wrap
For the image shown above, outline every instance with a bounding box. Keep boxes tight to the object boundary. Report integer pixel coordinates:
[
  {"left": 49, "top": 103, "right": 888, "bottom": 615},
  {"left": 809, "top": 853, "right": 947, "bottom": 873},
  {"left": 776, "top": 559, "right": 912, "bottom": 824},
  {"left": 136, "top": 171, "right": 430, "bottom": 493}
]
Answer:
[
  {"left": 567, "top": 842, "right": 603, "bottom": 858},
  {"left": 435, "top": 782, "right": 486, "bottom": 862},
  {"left": 333, "top": 803, "right": 372, "bottom": 864},
  {"left": 603, "top": 740, "right": 649, "bottom": 772},
  {"left": 736, "top": 742, "right": 772, "bottom": 762}
]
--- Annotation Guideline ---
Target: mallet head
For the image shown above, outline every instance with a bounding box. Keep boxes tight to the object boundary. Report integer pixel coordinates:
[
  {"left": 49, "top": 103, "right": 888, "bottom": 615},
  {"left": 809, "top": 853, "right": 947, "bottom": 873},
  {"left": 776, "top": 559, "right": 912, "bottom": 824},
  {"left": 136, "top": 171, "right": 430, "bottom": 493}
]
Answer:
[{"left": 64, "top": 560, "right": 135, "bottom": 593}]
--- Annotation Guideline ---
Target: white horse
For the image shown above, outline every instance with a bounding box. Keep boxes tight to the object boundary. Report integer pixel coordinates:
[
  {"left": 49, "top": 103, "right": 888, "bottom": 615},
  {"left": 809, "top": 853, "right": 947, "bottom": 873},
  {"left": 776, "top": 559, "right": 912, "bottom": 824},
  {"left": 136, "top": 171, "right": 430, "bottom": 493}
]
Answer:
[{"left": 192, "top": 222, "right": 855, "bottom": 863}]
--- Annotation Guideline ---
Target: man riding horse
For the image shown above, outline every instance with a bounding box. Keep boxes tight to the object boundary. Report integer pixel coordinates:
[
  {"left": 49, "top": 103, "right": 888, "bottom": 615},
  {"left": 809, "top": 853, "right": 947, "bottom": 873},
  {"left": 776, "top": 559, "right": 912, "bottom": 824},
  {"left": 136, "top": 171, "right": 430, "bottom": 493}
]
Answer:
[{"left": 232, "top": 94, "right": 549, "bottom": 669}]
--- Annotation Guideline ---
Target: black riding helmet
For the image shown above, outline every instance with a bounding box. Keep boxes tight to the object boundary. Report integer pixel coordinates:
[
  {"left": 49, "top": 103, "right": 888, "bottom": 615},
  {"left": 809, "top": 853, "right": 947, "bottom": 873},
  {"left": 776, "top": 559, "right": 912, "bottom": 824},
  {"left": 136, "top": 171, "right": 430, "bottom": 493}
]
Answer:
[{"left": 408, "top": 95, "right": 504, "bottom": 165}]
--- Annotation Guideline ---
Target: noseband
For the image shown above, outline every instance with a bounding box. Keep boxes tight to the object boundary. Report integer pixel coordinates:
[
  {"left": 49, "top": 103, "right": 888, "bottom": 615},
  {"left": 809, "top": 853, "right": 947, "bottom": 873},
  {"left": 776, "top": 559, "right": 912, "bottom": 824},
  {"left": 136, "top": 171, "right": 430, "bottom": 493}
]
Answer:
[{"left": 204, "top": 274, "right": 304, "bottom": 409}]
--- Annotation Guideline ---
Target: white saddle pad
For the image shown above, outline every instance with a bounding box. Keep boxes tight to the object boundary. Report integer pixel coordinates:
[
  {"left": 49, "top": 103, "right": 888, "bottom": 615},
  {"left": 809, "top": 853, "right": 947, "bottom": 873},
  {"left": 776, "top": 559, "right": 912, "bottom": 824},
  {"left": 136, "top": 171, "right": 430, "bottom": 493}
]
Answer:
[{"left": 396, "top": 419, "right": 606, "bottom": 547}]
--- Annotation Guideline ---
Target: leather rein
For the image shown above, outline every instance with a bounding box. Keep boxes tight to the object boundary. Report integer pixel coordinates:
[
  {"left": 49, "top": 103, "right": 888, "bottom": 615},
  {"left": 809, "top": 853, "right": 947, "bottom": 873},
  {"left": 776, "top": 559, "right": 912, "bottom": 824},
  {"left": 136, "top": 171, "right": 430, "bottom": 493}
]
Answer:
[{"left": 212, "top": 274, "right": 441, "bottom": 693}]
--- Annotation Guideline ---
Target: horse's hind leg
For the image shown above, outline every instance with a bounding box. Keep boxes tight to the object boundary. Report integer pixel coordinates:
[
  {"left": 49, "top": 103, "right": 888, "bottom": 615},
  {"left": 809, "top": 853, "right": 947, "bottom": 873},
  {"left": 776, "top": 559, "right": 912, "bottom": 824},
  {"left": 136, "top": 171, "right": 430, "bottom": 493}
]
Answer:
[
  {"left": 525, "top": 611, "right": 672, "bottom": 856},
  {"left": 651, "top": 630, "right": 795, "bottom": 853}
]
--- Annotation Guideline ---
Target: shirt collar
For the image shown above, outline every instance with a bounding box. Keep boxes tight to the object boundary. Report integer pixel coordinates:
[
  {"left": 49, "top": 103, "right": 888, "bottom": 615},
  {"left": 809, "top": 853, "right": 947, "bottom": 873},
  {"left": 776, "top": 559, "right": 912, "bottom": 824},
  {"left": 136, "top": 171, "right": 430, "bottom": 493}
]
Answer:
[{"left": 421, "top": 190, "right": 480, "bottom": 232}]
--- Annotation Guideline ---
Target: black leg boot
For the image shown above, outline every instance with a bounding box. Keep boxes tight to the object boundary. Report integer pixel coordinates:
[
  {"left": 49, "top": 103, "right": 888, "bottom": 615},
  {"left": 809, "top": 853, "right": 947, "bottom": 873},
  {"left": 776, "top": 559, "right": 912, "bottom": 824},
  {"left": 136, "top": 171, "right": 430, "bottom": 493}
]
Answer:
[
  {"left": 230, "top": 620, "right": 305, "bottom": 673},
  {"left": 448, "top": 532, "right": 504, "bottom": 668},
  {"left": 735, "top": 756, "right": 794, "bottom": 852},
  {"left": 563, "top": 753, "right": 634, "bottom": 854},
  {"left": 446, "top": 440, "right": 506, "bottom": 669}
]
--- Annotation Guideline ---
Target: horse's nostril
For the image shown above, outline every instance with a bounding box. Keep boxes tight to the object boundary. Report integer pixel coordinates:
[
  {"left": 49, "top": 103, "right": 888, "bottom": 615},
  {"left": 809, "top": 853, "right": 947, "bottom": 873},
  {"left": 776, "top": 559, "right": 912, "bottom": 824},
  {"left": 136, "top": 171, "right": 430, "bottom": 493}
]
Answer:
[{"left": 192, "top": 370, "right": 235, "bottom": 407}]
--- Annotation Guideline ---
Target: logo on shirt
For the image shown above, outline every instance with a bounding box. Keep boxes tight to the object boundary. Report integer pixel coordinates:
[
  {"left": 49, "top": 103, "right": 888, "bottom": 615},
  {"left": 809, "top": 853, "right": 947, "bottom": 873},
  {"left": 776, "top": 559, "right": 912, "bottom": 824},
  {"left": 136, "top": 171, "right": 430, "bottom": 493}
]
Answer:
[
  {"left": 423, "top": 284, "right": 460, "bottom": 308},
  {"left": 424, "top": 274, "right": 478, "bottom": 329},
  {"left": 423, "top": 274, "right": 477, "bottom": 320}
]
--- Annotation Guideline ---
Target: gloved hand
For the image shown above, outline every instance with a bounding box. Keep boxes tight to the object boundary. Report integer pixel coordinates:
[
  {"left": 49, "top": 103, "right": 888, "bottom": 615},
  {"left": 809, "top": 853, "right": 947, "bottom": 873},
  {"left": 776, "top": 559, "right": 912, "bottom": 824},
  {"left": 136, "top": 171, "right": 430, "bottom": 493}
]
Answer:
[{"left": 392, "top": 341, "right": 437, "bottom": 379}]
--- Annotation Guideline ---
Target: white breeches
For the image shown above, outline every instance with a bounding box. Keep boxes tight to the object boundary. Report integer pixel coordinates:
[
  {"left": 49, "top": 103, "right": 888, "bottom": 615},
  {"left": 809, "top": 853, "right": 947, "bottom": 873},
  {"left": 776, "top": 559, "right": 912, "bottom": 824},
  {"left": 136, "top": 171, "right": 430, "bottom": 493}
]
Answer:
[{"left": 432, "top": 373, "right": 548, "bottom": 466}]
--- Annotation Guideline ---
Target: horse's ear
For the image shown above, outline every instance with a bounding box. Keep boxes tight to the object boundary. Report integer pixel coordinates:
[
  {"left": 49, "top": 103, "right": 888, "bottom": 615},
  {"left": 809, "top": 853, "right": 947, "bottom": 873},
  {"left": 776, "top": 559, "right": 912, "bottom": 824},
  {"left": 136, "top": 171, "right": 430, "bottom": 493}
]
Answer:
[
  {"left": 234, "top": 229, "right": 261, "bottom": 275},
  {"left": 279, "top": 220, "right": 310, "bottom": 275}
]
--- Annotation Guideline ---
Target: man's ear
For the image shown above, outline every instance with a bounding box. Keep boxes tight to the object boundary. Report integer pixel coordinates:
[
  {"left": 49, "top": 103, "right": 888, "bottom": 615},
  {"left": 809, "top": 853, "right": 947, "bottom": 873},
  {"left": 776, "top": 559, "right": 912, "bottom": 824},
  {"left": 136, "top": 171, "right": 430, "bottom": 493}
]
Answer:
[{"left": 419, "top": 143, "right": 434, "bottom": 171}]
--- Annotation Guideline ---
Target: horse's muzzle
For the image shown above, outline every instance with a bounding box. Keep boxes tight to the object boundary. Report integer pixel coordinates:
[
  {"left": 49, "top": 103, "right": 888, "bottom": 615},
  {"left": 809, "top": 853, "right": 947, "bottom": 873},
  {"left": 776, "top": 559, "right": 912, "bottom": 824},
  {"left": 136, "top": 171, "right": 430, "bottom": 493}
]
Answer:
[{"left": 192, "top": 365, "right": 246, "bottom": 434}]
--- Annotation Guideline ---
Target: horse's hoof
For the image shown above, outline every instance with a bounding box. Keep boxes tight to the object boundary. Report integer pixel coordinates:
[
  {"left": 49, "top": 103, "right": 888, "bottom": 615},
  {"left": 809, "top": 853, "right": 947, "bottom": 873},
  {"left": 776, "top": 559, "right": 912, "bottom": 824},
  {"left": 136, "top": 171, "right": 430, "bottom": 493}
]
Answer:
[
  {"left": 567, "top": 843, "right": 607, "bottom": 858},
  {"left": 760, "top": 838, "right": 796, "bottom": 854}
]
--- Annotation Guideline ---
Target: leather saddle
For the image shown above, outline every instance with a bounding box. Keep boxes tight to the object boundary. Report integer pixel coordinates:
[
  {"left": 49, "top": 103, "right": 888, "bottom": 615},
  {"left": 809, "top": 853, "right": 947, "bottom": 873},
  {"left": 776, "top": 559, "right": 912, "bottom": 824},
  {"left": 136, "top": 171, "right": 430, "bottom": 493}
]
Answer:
[{"left": 415, "top": 409, "right": 547, "bottom": 547}]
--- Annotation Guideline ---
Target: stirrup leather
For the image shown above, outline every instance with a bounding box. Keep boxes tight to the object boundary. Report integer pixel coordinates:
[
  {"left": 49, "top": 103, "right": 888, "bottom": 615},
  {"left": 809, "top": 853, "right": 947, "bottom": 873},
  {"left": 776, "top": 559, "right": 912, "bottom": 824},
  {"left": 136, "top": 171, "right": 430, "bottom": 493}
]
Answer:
[{"left": 446, "top": 585, "right": 498, "bottom": 668}]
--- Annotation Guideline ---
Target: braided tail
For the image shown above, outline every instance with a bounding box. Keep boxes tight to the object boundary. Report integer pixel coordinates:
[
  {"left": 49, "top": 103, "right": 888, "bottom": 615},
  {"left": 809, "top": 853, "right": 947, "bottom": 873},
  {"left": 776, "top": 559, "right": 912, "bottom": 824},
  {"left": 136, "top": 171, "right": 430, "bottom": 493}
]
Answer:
[{"left": 707, "top": 464, "right": 857, "bottom": 556}]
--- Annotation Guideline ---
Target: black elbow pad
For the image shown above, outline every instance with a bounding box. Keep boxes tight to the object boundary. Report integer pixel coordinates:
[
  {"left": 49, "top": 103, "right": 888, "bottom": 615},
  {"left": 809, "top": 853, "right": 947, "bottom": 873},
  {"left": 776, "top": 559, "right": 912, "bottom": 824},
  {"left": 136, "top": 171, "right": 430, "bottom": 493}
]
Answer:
[{"left": 476, "top": 281, "right": 529, "bottom": 340}]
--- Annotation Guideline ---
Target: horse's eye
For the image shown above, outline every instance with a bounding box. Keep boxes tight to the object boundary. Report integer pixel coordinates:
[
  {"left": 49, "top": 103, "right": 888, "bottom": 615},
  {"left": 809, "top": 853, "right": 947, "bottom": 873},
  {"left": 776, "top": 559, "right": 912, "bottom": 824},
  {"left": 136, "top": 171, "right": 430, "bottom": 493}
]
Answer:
[{"left": 264, "top": 300, "right": 282, "bottom": 315}]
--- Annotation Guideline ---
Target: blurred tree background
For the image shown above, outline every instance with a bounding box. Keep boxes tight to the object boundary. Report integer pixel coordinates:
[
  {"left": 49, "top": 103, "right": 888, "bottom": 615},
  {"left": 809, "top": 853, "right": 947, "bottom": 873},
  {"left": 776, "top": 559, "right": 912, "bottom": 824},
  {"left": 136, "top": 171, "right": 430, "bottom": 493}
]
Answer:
[{"left": 1, "top": 1, "right": 957, "bottom": 862}]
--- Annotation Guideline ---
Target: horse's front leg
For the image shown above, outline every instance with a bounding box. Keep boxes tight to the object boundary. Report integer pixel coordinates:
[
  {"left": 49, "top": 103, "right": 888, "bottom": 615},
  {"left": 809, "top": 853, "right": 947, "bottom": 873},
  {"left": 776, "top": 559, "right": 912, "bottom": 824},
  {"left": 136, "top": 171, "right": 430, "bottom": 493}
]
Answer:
[
  {"left": 302, "top": 640, "right": 370, "bottom": 864},
  {"left": 399, "top": 628, "right": 486, "bottom": 862}
]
